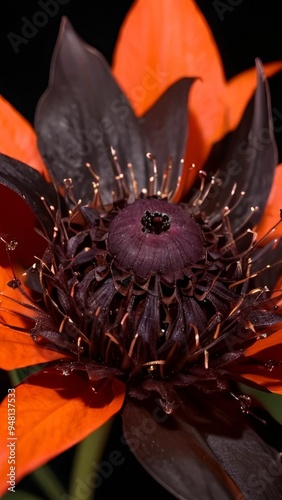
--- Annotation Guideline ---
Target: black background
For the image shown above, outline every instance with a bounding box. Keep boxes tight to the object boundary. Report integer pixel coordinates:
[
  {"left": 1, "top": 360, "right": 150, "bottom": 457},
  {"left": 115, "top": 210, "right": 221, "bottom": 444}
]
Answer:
[{"left": 1, "top": 1, "right": 282, "bottom": 498}]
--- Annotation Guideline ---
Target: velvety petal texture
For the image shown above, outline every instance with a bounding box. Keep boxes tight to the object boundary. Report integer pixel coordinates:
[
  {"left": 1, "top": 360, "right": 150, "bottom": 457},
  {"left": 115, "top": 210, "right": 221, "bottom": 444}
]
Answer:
[
  {"left": 35, "top": 18, "right": 193, "bottom": 204},
  {"left": 140, "top": 78, "right": 195, "bottom": 195},
  {"left": 123, "top": 400, "right": 240, "bottom": 499},
  {"left": 123, "top": 394, "right": 282, "bottom": 499},
  {"left": 198, "top": 60, "right": 277, "bottom": 233},
  {"left": 0, "top": 369, "right": 125, "bottom": 495},
  {"left": 224, "top": 61, "right": 282, "bottom": 133}
]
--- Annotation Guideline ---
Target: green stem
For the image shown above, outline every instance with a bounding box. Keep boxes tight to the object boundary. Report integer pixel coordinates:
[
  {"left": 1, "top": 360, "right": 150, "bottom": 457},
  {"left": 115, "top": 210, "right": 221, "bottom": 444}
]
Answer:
[
  {"left": 8, "top": 369, "right": 22, "bottom": 387},
  {"left": 69, "top": 418, "right": 113, "bottom": 500},
  {"left": 2, "top": 490, "right": 43, "bottom": 500},
  {"left": 32, "top": 465, "right": 67, "bottom": 500}
]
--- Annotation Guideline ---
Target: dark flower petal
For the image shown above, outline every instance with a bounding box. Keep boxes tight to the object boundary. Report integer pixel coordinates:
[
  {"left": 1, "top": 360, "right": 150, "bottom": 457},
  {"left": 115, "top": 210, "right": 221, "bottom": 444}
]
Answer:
[
  {"left": 0, "top": 153, "right": 57, "bottom": 240},
  {"left": 140, "top": 78, "right": 194, "bottom": 196},
  {"left": 35, "top": 17, "right": 150, "bottom": 205},
  {"left": 200, "top": 59, "right": 277, "bottom": 233},
  {"left": 123, "top": 391, "right": 282, "bottom": 499},
  {"left": 122, "top": 398, "right": 243, "bottom": 499},
  {"left": 206, "top": 425, "right": 282, "bottom": 500}
]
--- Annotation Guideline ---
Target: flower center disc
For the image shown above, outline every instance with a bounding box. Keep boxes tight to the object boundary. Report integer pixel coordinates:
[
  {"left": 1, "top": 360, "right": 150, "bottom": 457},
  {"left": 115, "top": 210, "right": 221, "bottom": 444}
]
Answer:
[{"left": 108, "top": 198, "right": 205, "bottom": 278}]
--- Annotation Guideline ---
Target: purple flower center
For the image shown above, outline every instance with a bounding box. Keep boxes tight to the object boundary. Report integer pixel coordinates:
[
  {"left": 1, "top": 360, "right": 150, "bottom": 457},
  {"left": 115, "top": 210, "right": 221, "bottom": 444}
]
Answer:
[{"left": 108, "top": 198, "right": 204, "bottom": 279}]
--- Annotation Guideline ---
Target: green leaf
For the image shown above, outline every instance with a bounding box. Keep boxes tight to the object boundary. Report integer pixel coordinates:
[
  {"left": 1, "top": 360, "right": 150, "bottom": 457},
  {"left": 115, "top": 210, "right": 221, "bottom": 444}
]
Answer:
[{"left": 240, "top": 383, "right": 282, "bottom": 425}]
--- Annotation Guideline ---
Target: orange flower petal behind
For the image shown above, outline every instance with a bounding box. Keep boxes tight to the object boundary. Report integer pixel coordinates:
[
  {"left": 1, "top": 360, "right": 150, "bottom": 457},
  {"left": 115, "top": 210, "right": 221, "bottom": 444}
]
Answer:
[
  {"left": 113, "top": 0, "right": 227, "bottom": 191},
  {"left": 245, "top": 330, "right": 282, "bottom": 358},
  {"left": 0, "top": 96, "right": 47, "bottom": 177},
  {"left": 256, "top": 163, "right": 282, "bottom": 242},
  {"left": 0, "top": 371, "right": 125, "bottom": 495},
  {"left": 113, "top": 0, "right": 282, "bottom": 200},
  {"left": 234, "top": 330, "right": 282, "bottom": 394},
  {"left": 0, "top": 327, "right": 69, "bottom": 370},
  {"left": 237, "top": 365, "right": 282, "bottom": 395},
  {"left": 0, "top": 267, "right": 68, "bottom": 369}
]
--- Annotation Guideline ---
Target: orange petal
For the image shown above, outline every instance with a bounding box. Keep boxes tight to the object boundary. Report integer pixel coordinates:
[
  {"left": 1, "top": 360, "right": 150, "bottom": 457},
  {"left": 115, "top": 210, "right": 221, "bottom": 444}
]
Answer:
[
  {"left": 0, "top": 327, "right": 69, "bottom": 370},
  {"left": 0, "top": 96, "right": 47, "bottom": 177},
  {"left": 0, "top": 267, "right": 34, "bottom": 331},
  {"left": 113, "top": 1, "right": 282, "bottom": 200},
  {"left": 245, "top": 329, "right": 282, "bottom": 358},
  {"left": 256, "top": 163, "right": 282, "bottom": 242},
  {"left": 235, "top": 330, "right": 282, "bottom": 394},
  {"left": 236, "top": 366, "right": 282, "bottom": 395},
  {"left": 0, "top": 370, "right": 125, "bottom": 495},
  {"left": 0, "top": 267, "right": 69, "bottom": 369},
  {"left": 113, "top": 0, "right": 227, "bottom": 192}
]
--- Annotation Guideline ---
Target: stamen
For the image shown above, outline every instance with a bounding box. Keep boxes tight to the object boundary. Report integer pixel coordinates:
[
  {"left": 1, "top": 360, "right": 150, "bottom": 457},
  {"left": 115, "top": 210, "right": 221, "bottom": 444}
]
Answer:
[
  {"left": 111, "top": 147, "right": 130, "bottom": 200},
  {"left": 91, "top": 181, "right": 104, "bottom": 209},
  {"left": 127, "top": 162, "right": 139, "bottom": 200},
  {"left": 85, "top": 162, "right": 100, "bottom": 183},
  {"left": 191, "top": 324, "right": 200, "bottom": 348},
  {"left": 63, "top": 178, "right": 78, "bottom": 206},
  {"left": 77, "top": 336, "right": 82, "bottom": 362},
  {"left": 146, "top": 153, "right": 158, "bottom": 196},
  {"left": 213, "top": 322, "right": 221, "bottom": 340},
  {"left": 160, "top": 156, "right": 173, "bottom": 196},
  {"left": 252, "top": 209, "right": 282, "bottom": 248},
  {"left": 128, "top": 333, "right": 139, "bottom": 358},
  {"left": 204, "top": 349, "right": 209, "bottom": 369},
  {"left": 192, "top": 170, "right": 207, "bottom": 207},
  {"left": 40, "top": 196, "right": 57, "bottom": 225},
  {"left": 141, "top": 188, "right": 148, "bottom": 198},
  {"left": 172, "top": 159, "right": 184, "bottom": 198}
]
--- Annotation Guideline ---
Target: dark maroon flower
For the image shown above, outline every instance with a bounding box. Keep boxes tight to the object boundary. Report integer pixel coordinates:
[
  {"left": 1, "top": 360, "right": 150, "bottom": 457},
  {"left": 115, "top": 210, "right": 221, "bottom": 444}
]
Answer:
[{"left": 1, "top": 18, "right": 282, "bottom": 499}]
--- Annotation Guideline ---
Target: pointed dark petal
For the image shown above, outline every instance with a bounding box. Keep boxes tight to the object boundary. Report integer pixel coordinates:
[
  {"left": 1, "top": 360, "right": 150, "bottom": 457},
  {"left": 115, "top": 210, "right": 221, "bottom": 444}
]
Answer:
[
  {"left": 35, "top": 18, "right": 149, "bottom": 205},
  {"left": 0, "top": 153, "right": 57, "bottom": 239},
  {"left": 200, "top": 59, "right": 277, "bottom": 233},
  {"left": 122, "top": 398, "right": 242, "bottom": 500},
  {"left": 140, "top": 78, "right": 194, "bottom": 196},
  {"left": 206, "top": 426, "right": 282, "bottom": 500}
]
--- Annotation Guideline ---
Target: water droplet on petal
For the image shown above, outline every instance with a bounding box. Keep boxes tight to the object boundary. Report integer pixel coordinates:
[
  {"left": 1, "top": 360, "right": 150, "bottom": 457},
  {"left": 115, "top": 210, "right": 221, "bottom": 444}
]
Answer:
[
  {"left": 7, "top": 239, "right": 18, "bottom": 251},
  {"left": 264, "top": 359, "right": 280, "bottom": 371},
  {"left": 238, "top": 395, "right": 251, "bottom": 414},
  {"left": 7, "top": 278, "right": 21, "bottom": 289},
  {"left": 55, "top": 363, "right": 75, "bottom": 376}
]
